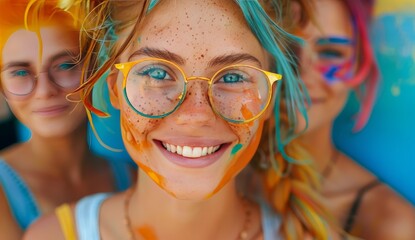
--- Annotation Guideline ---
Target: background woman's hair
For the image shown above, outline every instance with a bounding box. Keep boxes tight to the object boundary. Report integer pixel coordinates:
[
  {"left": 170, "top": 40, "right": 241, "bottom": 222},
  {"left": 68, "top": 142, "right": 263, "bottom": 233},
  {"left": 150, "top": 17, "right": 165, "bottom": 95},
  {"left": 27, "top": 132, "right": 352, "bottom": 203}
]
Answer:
[
  {"left": 343, "top": 0, "right": 379, "bottom": 131},
  {"left": 0, "top": 0, "right": 96, "bottom": 90},
  {"left": 78, "top": 0, "right": 334, "bottom": 239}
]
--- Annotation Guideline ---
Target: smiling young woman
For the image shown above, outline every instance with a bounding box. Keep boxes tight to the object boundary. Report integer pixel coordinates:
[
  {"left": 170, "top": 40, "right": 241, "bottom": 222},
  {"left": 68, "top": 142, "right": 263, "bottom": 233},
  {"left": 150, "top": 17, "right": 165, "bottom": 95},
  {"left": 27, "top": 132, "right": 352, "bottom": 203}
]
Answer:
[
  {"left": 296, "top": 0, "right": 415, "bottom": 239},
  {"left": 24, "top": 1, "right": 338, "bottom": 239}
]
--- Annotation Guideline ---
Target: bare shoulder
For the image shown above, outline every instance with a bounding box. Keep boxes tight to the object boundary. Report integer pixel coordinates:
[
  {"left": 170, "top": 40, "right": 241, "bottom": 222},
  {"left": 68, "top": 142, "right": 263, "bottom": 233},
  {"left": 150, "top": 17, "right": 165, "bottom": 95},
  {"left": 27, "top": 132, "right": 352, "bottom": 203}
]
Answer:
[
  {"left": 0, "top": 186, "right": 22, "bottom": 239},
  {"left": 23, "top": 205, "right": 75, "bottom": 240},
  {"left": 359, "top": 184, "right": 415, "bottom": 240}
]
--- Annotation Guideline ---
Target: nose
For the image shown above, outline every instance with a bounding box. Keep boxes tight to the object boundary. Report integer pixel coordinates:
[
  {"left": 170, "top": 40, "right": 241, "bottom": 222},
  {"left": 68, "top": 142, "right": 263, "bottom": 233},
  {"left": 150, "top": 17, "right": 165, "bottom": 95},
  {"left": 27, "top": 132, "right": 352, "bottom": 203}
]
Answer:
[
  {"left": 33, "top": 72, "right": 60, "bottom": 98},
  {"left": 172, "top": 80, "right": 217, "bottom": 126},
  {"left": 300, "top": 48, "right": 325, "bottom": 89}
]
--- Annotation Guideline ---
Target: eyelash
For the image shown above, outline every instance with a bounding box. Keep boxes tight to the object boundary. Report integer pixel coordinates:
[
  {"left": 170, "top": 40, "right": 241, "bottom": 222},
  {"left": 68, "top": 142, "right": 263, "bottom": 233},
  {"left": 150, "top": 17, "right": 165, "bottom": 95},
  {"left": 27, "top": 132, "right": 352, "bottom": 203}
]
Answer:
[{"left": 318, "top": 49, "right": 345, "bottom": 60}]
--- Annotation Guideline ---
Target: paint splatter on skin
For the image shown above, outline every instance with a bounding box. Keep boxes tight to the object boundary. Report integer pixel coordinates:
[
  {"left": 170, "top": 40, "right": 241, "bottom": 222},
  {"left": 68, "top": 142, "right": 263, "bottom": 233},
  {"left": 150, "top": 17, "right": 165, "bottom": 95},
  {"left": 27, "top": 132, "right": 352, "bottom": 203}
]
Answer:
[
  {"left": 240, "top": 104, "right": 254, "bottom": 121},
  {"left": 231, "top": 143, "right": 243, "bottom": 155},
  {"left": 209, "top": 119, "right": 264, "bottom": 197},
  {"left": 314, "top": 36, "right": 356, "bottom": 84},
  {"left": 120, "top": 114, "right": 167, "bottom": 190},
  {"left": 135, "top": 225, "right": 158, "bottom": 240}
]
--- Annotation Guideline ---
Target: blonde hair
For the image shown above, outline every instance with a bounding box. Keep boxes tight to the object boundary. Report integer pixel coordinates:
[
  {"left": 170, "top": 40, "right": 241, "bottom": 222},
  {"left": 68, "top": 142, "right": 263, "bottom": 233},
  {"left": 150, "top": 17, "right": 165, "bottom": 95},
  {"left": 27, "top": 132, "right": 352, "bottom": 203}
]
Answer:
[{"left": 0, "top": 0, "right": 97, "bottom": 91}]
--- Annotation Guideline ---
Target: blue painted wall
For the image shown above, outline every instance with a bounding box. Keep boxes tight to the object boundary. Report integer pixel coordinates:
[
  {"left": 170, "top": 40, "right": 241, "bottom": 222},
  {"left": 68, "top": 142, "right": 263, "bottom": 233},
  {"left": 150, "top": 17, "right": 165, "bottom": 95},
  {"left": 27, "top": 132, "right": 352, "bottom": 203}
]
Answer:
[{"left": 334, "top": 12, "right": 415, "bottom": 204}]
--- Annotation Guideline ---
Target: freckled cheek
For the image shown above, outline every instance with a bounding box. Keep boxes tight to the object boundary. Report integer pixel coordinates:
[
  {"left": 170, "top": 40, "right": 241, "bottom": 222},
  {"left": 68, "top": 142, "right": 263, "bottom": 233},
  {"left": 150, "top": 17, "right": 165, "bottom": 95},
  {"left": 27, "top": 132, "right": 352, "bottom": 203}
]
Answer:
[
  {"left": 228, "top": 122, "right": 263, "bottom": 167},
  {"left": 212, "top": 90, "right": 262, "bottom": 122},
  {"left": 120, "top": 103, "right": 160, "bottom": 145},
  {"left": 228, "top": 123, "right": 256, "bottom": 145}
]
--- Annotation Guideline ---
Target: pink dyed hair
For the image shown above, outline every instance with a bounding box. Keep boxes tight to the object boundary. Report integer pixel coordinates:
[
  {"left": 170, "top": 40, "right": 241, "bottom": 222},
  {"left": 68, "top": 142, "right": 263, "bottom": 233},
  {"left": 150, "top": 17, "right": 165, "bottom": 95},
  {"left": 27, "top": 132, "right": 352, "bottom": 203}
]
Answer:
[{"left": 343, "top": 0, "right": 380, "bottom": 131}]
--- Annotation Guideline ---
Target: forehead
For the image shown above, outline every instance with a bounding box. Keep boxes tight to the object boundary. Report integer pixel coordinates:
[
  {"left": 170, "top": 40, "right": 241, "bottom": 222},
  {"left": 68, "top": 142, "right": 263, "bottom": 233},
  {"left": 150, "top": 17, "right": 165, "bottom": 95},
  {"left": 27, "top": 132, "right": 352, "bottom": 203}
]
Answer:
[
  {"left": 124, "top": 0, "right": 267, "bottom": 67},
  {"left": 303, "top": 0, "right": 353, "bottom": 40},
  {"left": 2, "top": 27, "right": 78, "bottom": 65}
]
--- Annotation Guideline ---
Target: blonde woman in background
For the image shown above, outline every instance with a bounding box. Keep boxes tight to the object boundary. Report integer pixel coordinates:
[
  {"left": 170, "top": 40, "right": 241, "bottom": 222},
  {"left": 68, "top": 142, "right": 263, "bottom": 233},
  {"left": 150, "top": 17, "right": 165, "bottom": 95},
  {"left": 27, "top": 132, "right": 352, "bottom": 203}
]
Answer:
[{"left": 0, "top": 1, "right": 133, "bottom": 238}]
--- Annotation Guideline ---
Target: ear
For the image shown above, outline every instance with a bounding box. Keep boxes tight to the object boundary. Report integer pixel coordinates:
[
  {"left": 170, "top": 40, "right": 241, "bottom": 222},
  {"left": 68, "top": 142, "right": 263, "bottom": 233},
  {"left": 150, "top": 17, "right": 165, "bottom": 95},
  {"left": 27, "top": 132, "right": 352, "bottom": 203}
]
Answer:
[
  {"left": 291, "top": 0, "right": 303, "bottom": 27},
  {"left": 289, "top": 0, "right": 311, "bottom": 35},
  {"left": 107, "top": 67, "right": 120, "bottom": 109}
]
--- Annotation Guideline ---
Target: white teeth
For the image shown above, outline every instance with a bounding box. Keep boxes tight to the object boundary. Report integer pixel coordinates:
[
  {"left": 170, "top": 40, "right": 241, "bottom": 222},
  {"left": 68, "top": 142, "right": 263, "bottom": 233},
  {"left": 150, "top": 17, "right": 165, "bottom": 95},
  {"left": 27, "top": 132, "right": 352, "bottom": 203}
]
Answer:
[
  {"left": 177, "top": 145, "right": 183, "bottom": 155},
  {"left": 182, "top": 146, "right": 193, "bottom": 157},
  {"left": 202, "top": 147, "right": 208, "bottom": 156},
  {"left": 193, "top": 147, "right": 202, "bottom": 157},
  {"left": 162, "top": 142, "right": 221, "bottom": 158}
]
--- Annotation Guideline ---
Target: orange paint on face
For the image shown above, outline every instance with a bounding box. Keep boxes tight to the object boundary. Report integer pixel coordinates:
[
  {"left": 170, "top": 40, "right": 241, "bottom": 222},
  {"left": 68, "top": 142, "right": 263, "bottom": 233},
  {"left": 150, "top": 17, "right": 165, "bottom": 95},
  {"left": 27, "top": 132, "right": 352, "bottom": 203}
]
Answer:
[
  {"left": 134, "top": 225, "right": 158, "bottom": 240},
  {"left": 137, "top": 162, "right": 166, "bottom": 187},
  {"left": 120, "top": 117, "right": 167, "bottom": 189},
  {"left": 209, "top": 120, "right": 265, "bottom": 197},
  {"left": 240, "top": 88, "right": 263, "bottom": 124},
  {"left": 241, "top": 104, "right": 254, "bottom": 120}
]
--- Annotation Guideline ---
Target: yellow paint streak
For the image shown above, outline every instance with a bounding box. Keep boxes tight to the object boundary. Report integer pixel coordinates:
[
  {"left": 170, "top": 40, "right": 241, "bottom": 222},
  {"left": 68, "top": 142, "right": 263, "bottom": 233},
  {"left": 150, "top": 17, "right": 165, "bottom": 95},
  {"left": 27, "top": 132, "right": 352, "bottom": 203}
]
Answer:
[{"left": 137, "top": 162, "right": 166, "bottom": 188}]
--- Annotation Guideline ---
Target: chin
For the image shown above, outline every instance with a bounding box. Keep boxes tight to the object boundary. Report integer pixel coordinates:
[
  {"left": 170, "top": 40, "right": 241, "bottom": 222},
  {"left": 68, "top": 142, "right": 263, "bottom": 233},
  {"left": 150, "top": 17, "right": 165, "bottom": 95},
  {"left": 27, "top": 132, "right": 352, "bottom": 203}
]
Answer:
[
  {"left": 150, "top": 169, "right": 226, "bottom": 201},
  {"left": 33, "top": 122, "right": 84, "bottom": 139}
]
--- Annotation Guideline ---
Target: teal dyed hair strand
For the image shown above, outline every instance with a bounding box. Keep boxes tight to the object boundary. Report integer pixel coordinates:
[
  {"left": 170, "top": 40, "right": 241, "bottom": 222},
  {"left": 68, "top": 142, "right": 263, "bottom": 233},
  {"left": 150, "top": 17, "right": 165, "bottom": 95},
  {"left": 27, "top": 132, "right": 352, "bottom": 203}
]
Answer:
[{"left": 236, "top": 0, "right": 309, "bottom": 164}]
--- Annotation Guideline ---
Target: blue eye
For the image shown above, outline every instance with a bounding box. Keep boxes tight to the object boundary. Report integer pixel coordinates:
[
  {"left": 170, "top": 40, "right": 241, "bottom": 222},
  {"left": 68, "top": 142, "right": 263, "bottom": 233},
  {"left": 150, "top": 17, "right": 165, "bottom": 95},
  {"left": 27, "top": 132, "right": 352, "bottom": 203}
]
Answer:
[
  {"left": 139, "top": 67, "right": 172, "bottom": 81},
  {"left": 12, "top": 69, "right": 30, "bottom": 77},
  {"left": 58, "top": 62, "right": 76, "bottom": 71},
  {"left": 318, "top": 49, "right": 344, "bottom": 60},
  {"left": 222, "top": 73, "right": 246, "bottom": 83}
]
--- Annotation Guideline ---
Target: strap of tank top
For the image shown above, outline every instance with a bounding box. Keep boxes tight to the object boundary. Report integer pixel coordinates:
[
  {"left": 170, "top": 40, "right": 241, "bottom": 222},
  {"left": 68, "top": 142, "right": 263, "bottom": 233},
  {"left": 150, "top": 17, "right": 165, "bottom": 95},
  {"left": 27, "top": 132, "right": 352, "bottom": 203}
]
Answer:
[
  {"left": 343, "top": 180, "right": 381, "bottom": 233},
  {"left": 56, "top": 204, "right": 78, "bottom": 240},
  {"left": 260, "top": 199, "right": 283, "bottom": 240},
  {"left": 0, "top": 160, "right": 40, "bottom": 229},
  {"left": 75, "top": 193, "right": 111, "bottom": 240}
]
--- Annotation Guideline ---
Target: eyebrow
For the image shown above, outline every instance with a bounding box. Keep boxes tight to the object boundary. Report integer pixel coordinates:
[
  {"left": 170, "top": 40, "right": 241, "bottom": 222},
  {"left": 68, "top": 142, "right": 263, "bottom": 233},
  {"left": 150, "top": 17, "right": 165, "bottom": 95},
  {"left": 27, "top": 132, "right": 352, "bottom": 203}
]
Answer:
[
  {"left": 208, "top": 53, "right": 262, "bottom": 68},
  {"left": 129, "top": 47, "right": 262, "bottom": 68},
  {"left": 49, "top": 50, "right": 80, "bottom": 64},
  {"left": 1, "top": 50, "right": 80, "bottom": 72},
  {"left": 316, "top": 37, "right": 354, "bottom": 45},
  {"left": 129, "top": 47, "right": 185, "bottom": 65},
  {"left": 1, "top": 62, "right": 31, "bottom": 72}
]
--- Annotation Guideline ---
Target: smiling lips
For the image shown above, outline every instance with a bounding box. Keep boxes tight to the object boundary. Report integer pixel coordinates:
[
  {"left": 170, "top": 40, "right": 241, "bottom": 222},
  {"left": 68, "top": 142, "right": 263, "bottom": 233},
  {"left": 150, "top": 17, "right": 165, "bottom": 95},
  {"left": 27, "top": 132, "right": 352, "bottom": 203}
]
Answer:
[
  {"left": 162, "top": 142, "right": 221, "bottom": 158},
  {"left": 33, "top": 105, "right": 69, "bottom": 116}
]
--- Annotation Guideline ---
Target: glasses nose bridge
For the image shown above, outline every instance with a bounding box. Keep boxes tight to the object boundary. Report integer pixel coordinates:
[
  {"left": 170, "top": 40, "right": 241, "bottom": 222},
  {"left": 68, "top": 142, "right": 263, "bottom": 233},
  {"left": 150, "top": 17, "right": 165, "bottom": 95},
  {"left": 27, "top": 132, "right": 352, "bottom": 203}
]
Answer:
[
  {"left": 33, "top": 70, "right": 53, "bottom": 82},
  {"left": 186, "top": 76, "right": 211, "bottom": 83}
]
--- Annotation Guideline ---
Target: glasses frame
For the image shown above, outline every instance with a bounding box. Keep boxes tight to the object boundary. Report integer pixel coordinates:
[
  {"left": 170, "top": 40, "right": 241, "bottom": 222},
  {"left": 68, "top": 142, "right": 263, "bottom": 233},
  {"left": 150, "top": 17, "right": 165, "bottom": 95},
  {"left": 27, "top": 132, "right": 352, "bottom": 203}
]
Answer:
[
  {"left": 115, "top": 57, "right": 282, "bottom": 124},
  {"left": 1, "top": 66, "right": 82, "bottom": 99}
]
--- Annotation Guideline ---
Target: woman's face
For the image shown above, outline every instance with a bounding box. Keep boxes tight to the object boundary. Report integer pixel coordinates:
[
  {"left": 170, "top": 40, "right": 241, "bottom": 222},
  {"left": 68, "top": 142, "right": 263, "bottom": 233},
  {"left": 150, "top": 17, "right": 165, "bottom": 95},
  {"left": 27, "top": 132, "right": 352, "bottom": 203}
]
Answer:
[
  {"left": 1, "top": 26, "right": 86, "bottom": 138},
  {"left": 297, "top": 0, "right": 356, "bottom": 133},
  {"left": 110, "top": 0, "right": 273, "bottom": 200}
]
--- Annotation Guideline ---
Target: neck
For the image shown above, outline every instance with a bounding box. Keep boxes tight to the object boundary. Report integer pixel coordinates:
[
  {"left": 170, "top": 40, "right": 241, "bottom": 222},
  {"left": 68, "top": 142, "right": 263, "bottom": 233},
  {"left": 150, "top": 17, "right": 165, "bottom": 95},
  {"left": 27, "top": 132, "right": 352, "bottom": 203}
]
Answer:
[
  {"left": 128, "top": 170, "right": 247, "bottom": 240},
  {"left": 299, "top": 123, "right": 337, "bottom": 173},
  {"left": 24, "top": 123, "right": 94, "bottom": 178}
]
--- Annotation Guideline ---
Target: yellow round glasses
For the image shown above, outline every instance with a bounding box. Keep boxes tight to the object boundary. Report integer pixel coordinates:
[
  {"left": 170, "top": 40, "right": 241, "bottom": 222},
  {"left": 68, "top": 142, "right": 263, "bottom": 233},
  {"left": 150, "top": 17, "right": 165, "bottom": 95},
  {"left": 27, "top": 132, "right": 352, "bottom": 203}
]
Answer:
[{"left": 115, "top": 58, "right": 282, "bottom": 124}]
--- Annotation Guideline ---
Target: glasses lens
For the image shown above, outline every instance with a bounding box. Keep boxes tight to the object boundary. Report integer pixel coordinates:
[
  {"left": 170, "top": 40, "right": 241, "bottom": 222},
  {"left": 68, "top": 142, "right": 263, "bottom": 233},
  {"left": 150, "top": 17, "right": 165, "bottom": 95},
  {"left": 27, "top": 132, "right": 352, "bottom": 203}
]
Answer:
[
  {"left": 125, "top": 60, "right": 185, "bottom": 117},
  {"left": 1, "top": 69, "right": 35, "bottom": 96},
  {"left": 50, "top": 60, "right": 82, "bottom": 90},
  {"left": 211, "top": 66, "right": 270, "bottom": 122}
]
